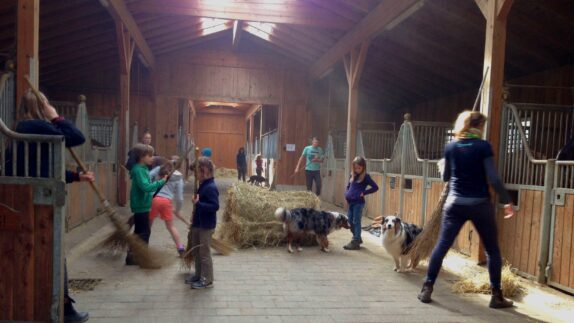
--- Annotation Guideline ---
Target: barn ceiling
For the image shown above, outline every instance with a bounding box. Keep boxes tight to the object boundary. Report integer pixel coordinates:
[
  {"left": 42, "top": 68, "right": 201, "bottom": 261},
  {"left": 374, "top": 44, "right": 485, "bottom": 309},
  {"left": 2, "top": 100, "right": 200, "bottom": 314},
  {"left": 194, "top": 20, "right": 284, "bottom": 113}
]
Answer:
[{"left": 0, "top": 0, "right": 573, "bottom": 109}]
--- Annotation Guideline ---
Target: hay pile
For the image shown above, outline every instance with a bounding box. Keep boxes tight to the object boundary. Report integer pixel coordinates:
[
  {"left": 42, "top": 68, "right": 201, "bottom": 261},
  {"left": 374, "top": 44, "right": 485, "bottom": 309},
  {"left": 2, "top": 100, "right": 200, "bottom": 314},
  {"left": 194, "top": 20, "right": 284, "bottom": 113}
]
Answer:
[
  {"left": 217, "top": 183, "right": 321, "bottom": 248},
  {"left": 215, "top": 167, "right": 238, "bottom": 178},
  {"left": 452, "top": 265, "right": 525, "bottom": 298}
]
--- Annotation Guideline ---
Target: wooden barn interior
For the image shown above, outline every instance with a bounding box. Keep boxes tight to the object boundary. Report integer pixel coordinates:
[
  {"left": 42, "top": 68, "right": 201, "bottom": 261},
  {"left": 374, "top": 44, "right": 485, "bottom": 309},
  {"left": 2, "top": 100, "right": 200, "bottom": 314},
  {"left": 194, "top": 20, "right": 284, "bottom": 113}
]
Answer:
[{"left": 1, "top": 0, "right": 574, "bottom": 321}]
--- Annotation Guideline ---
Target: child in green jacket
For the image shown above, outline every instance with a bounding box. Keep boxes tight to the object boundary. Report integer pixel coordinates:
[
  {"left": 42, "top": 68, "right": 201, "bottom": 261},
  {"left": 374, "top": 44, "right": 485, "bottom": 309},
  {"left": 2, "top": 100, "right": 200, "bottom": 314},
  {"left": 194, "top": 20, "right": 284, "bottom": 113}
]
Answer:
[{"left": 126, "top": 143, "right": 167, "bottom": 266}]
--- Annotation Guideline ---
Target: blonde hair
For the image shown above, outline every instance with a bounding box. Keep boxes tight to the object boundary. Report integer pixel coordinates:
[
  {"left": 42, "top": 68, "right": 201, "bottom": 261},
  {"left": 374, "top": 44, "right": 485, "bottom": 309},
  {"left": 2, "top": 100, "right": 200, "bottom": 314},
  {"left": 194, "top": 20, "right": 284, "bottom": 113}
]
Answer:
[
  {"left": 350, "top": 156, "right": 367, "bottom": 183},
  {"left": 18, "top": 89, "right": 49, "bottom": 121},
  {"left": 453, "top": 110, "right": 487, "bottom": 139}
]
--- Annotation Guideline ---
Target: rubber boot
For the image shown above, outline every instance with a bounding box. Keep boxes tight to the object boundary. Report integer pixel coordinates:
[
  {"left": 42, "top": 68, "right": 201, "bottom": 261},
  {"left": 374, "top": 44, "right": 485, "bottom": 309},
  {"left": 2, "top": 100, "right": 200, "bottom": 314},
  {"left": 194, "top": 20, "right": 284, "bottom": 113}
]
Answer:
[
  {"left": 489, "top": 288, "right": 513, "bottom": 309},
  {"left": 64, "top": 296, "right": 89, "bottom": 323},
  {"left": 417, "top": 281, "right": 433, "bottom": 303}
]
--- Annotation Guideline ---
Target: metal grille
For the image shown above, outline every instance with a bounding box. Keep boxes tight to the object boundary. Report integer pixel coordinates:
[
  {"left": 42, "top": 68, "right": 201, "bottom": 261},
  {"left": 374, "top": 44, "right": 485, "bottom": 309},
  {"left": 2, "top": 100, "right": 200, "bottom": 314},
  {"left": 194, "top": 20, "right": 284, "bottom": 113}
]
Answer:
[
  {"left": 412, "top": 121, "right": 453, "bottom": 160},
  {"left": 362, "top": 130, "right": 396, "bottom": 159},
  {"left": 89, "top": 117, "right": 114, "bottom": 147},
  {"left": 261, "top": 130, "right": 278, "bottom": 159},
  {"left": 556, "top": 162, "right": 574, "bottom": 189},
  {"left": 332, "top": 131, "right": 347, "bottom": 159},
  {"left": 367, "top": 159, "right": 384, "bottom": 173},
  {"left": 0, "top": 71, "right": 15, "bottom": 130}
]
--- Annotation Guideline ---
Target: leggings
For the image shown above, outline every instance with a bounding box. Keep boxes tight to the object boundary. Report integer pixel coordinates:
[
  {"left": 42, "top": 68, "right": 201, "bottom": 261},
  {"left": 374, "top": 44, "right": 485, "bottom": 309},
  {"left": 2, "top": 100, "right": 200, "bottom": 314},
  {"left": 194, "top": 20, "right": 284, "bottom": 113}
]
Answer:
[{"left": 425, "top": 201, "right": 503, "bottom": 289}]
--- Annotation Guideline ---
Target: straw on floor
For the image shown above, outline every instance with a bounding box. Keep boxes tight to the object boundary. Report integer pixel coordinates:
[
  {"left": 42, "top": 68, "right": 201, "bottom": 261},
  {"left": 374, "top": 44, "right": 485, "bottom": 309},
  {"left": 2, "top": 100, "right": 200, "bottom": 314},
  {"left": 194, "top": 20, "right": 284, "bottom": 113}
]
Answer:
[
  {"left": 217, "top": 183, "right": 321, "bottom": 248},
  {"left": 452, "top": 265, "right": 525, "bottom": 298},
  {"left": 215, "top": 167, "right": 238, "bottom": 178}
]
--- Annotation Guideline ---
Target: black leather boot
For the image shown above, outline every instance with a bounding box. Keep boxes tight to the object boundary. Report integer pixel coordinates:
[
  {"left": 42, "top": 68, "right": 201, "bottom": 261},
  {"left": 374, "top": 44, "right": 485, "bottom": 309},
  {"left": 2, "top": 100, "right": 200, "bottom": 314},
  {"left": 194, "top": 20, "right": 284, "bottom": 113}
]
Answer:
[
  {"left": 417, "top": 281, "right": 434, "bottom": 303},
  {"left": 64, "top": 296, "right": 89, "bottom": 323},
  {"left": 489, "top": 288, "right": 513, "bottom": 309}
]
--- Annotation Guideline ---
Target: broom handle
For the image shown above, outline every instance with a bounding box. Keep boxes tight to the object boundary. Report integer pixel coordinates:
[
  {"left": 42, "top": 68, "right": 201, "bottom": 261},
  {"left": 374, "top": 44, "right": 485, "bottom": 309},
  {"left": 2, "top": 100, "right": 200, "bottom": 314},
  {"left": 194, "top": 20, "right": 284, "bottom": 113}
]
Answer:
[
  {"left": 472, "top": 66, "right": 489, "bottom": 112},
  {"left": 194, "top": 147, "right": 200, "bottom": 194},
  {"left": 23, "top": 76, "right": 111, "bottom": 207}
]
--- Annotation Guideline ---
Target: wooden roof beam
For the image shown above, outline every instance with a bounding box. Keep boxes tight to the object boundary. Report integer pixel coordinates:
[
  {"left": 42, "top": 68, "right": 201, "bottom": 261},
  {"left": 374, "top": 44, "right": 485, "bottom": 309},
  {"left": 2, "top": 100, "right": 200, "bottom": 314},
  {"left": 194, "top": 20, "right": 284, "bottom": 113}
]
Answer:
[
  {"left": 232, "top": 20, "right": 242, "bottom": 51},
  {"left": 100, "top": 0, "right": 155, "bottom": 69},
  {"left": 309, "top": 0, "right": 425, "bottom": 79},
  {"left": 127, "top": 0, "right": 353, "bottom": 29}
]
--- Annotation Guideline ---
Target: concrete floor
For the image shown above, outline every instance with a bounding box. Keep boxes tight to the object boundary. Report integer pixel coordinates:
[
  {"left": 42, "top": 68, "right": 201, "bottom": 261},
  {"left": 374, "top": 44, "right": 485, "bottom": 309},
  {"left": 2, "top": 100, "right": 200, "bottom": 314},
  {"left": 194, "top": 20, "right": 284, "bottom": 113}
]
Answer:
[{"left": 66, "top": 178, "right": 562, "bottom": 323}]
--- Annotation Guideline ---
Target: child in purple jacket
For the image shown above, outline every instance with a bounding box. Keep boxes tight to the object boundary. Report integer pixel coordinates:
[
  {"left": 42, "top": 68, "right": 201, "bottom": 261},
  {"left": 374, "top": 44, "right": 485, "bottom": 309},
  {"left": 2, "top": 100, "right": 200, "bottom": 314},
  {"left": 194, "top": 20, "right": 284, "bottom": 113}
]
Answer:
[{"left": 343, "top": 156, "right": 379, "bottom": 250}]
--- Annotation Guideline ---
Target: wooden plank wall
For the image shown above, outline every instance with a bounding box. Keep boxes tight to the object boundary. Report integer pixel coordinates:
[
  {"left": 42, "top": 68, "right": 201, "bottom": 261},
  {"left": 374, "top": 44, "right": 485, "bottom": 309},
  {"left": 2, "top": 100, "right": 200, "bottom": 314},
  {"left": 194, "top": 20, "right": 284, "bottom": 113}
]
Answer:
[
  {"left": 550, "top": 193, "right": 574, "bottom": 290},
  {"left": 364, "top": 173, "right": 384, "bottom": 219},
  {"left": 194, "top": 112, "right": 246, "bottom": 169},
  {"left": 402, "top": 178, "right": 424, "bottom": 226},
  {"left": 0, "top": 184, "right": 53, "bottom": 321},
  {"left": 496, "top": 189, "right": 544, "bottom": 278},
  {"left": 384, "top": 175, "right": 400, "bottom": 215}
]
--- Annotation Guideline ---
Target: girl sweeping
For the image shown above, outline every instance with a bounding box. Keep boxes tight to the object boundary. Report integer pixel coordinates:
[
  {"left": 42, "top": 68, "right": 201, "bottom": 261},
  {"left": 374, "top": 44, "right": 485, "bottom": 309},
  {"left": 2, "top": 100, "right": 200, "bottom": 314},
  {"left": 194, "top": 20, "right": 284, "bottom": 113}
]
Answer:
[
  {"left": 255, "top": 154, "right": 263, "bottom": 177},
  {"left": 343, "top": 156, "right": 379, "bottom": 250},
  {"left": 186, "top": 157, "right": 219, "bottom": 289},
  {"left": 149, "top": 157, "right": 185, "bottom": 255},
  {"left": 417, "top": 111, "right": 515, "bottom": 309}
]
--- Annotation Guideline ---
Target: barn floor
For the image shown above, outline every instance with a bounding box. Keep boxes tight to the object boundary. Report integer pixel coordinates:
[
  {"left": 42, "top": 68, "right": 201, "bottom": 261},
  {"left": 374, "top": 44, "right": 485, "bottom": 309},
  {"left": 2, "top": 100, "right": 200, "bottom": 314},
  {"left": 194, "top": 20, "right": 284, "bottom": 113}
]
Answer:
[{"left": 67, "top": 178, "right": 558, "bottom": 323}]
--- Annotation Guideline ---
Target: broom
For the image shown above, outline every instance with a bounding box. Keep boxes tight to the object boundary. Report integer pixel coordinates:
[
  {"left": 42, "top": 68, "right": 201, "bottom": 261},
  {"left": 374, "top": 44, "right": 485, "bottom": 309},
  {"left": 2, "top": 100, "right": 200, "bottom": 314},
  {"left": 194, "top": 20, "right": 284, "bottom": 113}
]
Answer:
[
  {"left": 24, "top": 76, "right": 172, "bottom": 269},
  {"left": 181, "top": 148, "right": 234, "bottom": 269},
  {"left": 407, "top": 67, "right": 489, "bottom": 264},
  {"left": 101, "top": 148, "right": 192, "bottom": 251}
]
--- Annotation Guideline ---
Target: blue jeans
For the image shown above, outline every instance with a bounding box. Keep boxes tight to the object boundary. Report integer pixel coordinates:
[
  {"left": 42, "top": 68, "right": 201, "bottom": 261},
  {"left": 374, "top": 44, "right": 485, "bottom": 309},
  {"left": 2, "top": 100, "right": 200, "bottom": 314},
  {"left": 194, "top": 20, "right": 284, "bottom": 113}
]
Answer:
[
  {"left": 425, "top": 201, "right": 503, "bottom": 289},
  {"left": 347, "top": 203, "right": 365, "bottom": 241}
]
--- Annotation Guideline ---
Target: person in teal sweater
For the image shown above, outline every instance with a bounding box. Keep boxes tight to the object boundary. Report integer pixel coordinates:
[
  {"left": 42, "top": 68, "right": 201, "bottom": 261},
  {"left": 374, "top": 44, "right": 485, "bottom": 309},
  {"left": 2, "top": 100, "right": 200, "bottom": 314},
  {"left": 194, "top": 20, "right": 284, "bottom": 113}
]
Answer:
[{"left": 126, "top": 143, "right": 167, "bottom": 266}]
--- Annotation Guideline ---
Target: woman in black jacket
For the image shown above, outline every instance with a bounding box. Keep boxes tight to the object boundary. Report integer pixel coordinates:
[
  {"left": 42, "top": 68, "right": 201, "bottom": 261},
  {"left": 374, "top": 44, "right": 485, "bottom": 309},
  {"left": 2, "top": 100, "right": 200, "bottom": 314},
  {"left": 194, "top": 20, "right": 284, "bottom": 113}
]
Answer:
[{"left": 236, "top": 147, "right": 247, "bottom": 182}]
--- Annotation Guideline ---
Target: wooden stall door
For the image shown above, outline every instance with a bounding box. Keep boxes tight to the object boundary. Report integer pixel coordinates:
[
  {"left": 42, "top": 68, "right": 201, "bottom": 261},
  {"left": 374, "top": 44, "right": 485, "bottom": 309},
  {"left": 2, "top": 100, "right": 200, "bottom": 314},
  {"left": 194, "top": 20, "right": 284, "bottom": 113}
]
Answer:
[
  {"left": 549, "top": 192, "right": 574, "bottom": 292},
  {"left": 0, "top": 184, "right": 54, "bottom": 321}
]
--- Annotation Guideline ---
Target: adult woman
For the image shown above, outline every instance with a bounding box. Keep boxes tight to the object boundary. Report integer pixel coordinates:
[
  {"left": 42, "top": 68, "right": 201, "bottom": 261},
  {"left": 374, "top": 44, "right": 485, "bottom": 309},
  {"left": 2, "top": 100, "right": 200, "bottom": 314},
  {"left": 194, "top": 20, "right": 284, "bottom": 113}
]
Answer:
[
  {"left": 418, "top": 111, "right": 515, "bottom": 309},
  {"left": 236, "top": 147, "right": 247, "bottom": 182}
]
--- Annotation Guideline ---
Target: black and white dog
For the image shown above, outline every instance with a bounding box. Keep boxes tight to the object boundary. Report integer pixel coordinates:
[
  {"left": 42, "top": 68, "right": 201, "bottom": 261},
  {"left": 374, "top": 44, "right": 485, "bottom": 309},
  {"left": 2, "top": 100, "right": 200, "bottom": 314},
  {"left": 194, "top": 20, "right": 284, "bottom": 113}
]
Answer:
[
  {"left": 275, "top": 207, "right": 350, "bottom": 253},
  {"left": 248, "top": 175, "right": 266, "bottom": 186},
  {"left": 381, "top": 215, "right": 423, "bottom": 272}
]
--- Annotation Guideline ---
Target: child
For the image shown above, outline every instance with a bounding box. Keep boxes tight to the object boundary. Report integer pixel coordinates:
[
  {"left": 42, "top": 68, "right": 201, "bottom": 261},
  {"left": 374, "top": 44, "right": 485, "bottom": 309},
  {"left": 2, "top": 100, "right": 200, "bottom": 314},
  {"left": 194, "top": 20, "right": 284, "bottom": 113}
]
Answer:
[
  {"left": 149, "top": 156, "right": 185, "bottom": 255},
  {"left": 187, "top": 157, "right": 219, "bottom": 289},
  {"left": 255, "top": 154, "right": 263, "bottom": 177},
  {"left": 126, "top": 143, "right": 167, "bottom": 266},
  {"left": 236, "top": 147, "right": 247, "bottom": 182},
  {"left": 10, "top": 90, "right": 93, "bottom": 322},
  {"left": 343, "top": 156, "right": 379, "bottom": 250}
]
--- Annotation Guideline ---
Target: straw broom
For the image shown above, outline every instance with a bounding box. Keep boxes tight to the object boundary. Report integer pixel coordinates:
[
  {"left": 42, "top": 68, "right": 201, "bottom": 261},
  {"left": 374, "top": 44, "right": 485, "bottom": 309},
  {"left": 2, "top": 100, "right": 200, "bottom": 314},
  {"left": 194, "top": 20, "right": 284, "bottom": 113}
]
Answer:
[
  {"left": 407, "top": 67, "right": 489, "bottom": 264},
  {"left": 181, "top": 149, "right": 234, "bottom": 269},
  {"left": 24, "top": 76, "right": 172, "bottom": 269}
]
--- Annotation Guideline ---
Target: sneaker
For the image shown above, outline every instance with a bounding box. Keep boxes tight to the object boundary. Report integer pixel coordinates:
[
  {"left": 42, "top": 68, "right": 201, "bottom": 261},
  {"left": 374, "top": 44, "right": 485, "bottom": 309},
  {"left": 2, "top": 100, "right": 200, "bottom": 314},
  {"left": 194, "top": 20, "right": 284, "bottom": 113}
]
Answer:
[
  {"left": 343, "top": 240, "right": 360, "bottom": 250},
  {"left": 185, "top": 275, "right": 201, "bottom": 284},
  {"left": 191, "top": 278, "right": 213, "bottom": 289}
]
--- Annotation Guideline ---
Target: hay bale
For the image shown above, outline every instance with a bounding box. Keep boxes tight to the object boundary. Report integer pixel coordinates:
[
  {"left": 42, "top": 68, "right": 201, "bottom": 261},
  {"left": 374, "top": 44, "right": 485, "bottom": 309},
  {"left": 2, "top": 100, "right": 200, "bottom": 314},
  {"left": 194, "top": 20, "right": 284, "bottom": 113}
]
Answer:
[
  {"left": 217, "top": 183, "right": 321, "bottom": 248},
  {"left": 215, "top": 167, "right": 238, "bottom": 178},
  {"left": 451, "top": 265, "right": 525, "bottom": 298}
]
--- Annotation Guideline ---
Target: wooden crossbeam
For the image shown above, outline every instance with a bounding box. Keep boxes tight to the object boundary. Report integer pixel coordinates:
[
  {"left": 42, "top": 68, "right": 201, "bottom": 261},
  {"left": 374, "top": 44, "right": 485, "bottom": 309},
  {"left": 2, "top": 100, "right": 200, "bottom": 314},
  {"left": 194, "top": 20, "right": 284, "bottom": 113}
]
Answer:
[
  {"left": 309, "top": 0, "right": 423, "bottom": 79},
  {"left": 127, "top": 0, "right": 354, "bottom": 29},
  {"left": 102, "top": 0, "right": 155, "bottom": 69}
]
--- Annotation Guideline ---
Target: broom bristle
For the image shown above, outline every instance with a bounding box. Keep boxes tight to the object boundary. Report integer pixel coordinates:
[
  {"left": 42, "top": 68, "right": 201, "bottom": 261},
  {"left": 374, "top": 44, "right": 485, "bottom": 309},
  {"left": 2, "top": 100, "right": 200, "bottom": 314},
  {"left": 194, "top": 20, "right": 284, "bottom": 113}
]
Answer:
[
  {"left": 211, "top": 238, "right": 234, "bottom": 255},
  {"left": 408, "top": 184, "right": 449, "bottom": 263}
]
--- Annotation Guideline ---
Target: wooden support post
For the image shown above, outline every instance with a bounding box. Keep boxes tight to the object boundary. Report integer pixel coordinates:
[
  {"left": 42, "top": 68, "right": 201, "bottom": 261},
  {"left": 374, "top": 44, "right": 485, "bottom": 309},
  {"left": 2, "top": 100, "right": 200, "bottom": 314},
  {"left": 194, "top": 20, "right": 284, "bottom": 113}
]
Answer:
[
  {"left": 474, "top": 0, "right": 514, "bottom": 263},
  {"left": 343, "top": 41, "right": 369, "bottom": 179},
  {"left": 232, "top": 20, "right": 242, "bottom": 51},
  {"left": 16, "top": 0, "right": 39, "bottom": 107},
  {"left": 116, "top": 21, "right": 134, "bottom": 206},
  {"left": 249, "top": 114, "right": 255, "bottom": 176}
]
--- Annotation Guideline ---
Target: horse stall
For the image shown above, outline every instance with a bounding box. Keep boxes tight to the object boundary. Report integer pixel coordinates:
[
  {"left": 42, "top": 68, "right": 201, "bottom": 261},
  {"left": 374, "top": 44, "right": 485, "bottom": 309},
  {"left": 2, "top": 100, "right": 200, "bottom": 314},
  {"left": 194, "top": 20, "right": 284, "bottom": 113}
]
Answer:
[
  {"left": 0, "top": 118, "right": 67, "bottom": 321},
  {"left": 497, "top": 102, "right": 574, "bottom": 292},
  {"left": 52, "top": 97, "right": 118, "bottom": 230}
]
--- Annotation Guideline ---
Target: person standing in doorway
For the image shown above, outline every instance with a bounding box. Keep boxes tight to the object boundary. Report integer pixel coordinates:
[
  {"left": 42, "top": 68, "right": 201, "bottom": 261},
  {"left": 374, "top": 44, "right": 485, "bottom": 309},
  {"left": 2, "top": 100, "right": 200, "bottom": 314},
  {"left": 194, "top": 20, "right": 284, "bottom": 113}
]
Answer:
[
  {"left": 295, "top": 137, "right": 324, "bottom": 196},
  {"left": 236, "top": 147, "right": 247, "bottom": 182}
]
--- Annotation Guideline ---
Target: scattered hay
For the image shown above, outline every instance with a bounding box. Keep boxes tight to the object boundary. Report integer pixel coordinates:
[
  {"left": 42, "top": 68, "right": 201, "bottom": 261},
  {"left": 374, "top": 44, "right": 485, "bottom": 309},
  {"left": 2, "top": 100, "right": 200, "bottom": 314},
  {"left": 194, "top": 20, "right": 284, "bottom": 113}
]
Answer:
[
  {"left": 215, "top": 167, "right": 238, "bottom": 178},
  {"left": 217, "top": 183, "right": 321, "bottom": 248},
  {"left": 452, "top": 265, "right": 525, "bottom": 298}
]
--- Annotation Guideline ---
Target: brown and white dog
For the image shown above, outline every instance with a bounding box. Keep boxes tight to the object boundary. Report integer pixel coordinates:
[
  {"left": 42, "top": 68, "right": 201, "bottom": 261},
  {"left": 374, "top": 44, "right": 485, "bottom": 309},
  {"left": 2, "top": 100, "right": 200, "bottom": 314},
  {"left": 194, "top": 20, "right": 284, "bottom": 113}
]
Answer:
[
  {"left": 275, "top": 207, "right": 350, "bottom": 253},
  {"left": 381, "top": 215, "right": 423, "bottom": 272}
]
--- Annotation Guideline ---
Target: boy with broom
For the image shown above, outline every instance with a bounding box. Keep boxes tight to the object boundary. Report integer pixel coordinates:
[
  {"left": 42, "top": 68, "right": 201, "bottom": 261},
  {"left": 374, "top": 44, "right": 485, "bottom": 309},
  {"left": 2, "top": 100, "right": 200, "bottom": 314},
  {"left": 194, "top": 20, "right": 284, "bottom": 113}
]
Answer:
[
  {"left": 186, "top": 157, "right": 219, "bottom": 289},
  {"left": 125, "top": 143, "right": 167, "bottom": 266}
]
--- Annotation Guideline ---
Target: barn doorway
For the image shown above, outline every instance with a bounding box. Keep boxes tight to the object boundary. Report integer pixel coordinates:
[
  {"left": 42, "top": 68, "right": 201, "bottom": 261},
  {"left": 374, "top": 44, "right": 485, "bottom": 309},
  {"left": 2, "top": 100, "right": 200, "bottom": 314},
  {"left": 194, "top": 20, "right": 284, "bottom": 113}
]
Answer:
[{"left": 193, "top": 101, "right": 279, "bottom": 178}]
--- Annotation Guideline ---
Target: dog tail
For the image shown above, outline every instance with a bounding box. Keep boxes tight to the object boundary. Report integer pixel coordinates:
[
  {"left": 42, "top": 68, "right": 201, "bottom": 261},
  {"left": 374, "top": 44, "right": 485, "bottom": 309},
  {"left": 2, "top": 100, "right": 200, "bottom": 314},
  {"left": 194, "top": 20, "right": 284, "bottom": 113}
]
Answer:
[{"left": 275, "top": 207, "right": 289, "bottom": 222}]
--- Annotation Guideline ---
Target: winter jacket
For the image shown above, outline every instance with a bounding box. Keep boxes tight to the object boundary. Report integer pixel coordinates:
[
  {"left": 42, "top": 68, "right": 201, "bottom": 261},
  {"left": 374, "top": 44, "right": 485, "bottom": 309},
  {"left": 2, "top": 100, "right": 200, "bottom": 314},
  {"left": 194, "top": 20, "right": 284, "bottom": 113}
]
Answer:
[{"left": 192, "top": 177, "right": 219, "bottom": 230}]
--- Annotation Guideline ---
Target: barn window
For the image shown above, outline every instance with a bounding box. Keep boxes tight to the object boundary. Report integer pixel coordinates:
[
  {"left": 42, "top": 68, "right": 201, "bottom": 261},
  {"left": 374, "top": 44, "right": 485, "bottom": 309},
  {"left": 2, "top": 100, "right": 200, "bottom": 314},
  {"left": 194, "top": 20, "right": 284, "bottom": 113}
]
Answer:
[{"left": 404, "top": 178, "right": 413, "bottom": 190}]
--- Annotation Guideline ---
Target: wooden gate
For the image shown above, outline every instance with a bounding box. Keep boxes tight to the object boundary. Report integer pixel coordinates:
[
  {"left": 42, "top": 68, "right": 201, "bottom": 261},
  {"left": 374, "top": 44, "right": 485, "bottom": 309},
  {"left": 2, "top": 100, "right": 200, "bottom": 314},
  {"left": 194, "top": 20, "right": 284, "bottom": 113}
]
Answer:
[
  {"left": 0, "top": 118, "right": 66, "bottom": 322},
  {"left": 548, "top": 161, "right": 574, "bottom": 293}
]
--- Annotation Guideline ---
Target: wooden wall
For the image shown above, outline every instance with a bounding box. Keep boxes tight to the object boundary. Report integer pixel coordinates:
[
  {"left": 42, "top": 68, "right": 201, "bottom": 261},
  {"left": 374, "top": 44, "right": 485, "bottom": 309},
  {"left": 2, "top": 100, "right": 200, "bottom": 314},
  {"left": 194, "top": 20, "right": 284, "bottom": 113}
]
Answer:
[
  {"left": 194, "top": 112, "right": 246, "bottom": 169},
  {"left": 155, "top": 43, "right": 311, "bottom": 185}
]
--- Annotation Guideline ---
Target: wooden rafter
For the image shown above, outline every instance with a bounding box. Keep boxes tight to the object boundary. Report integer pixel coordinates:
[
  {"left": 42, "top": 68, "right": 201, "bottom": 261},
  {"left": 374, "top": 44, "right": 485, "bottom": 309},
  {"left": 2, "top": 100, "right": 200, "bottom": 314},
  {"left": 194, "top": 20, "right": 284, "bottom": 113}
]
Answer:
[
  {"left": 154, "top": 29, "right": 232, "bottom": 55},
  {"left": 243, "top": 23, "right": 317, "bottom": 62},
  {"left": 102, "top": 0, "right": 155, "bottom": 69},
  {"left": 116, "top": 21, "right": 134, "bottom": 74},
  {"left": 306, "top": 0, "right": 362, "bottom": 23},
  {"left": 336, "top": 0, "right": 376, "bottom": 13},
  {"left": 127, "top": 0, "right": 354, "bottom": 29},
  {"left": 150, "top": 22, "right": 233, "bottom": 51},
  {"left": 309, "top": 0, "right": 424, "bottom": 79},
  {"left": 232, "top": 20, "right": 242, "bottom": 51}
]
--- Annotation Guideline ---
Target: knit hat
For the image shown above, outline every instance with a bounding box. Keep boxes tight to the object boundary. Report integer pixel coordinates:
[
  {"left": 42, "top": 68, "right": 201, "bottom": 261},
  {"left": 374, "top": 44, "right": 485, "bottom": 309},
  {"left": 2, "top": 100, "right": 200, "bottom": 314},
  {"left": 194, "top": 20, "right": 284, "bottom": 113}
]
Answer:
[{"left": 201, "top": 147, "right": 212, "bottom": 157}]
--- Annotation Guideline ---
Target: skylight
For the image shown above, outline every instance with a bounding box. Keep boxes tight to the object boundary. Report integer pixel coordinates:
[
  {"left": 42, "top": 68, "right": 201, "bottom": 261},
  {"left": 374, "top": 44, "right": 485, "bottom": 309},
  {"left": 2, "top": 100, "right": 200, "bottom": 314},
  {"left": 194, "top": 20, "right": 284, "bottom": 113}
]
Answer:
[{"left": 200, "top": 17, "right": 230, "bottom": 36}]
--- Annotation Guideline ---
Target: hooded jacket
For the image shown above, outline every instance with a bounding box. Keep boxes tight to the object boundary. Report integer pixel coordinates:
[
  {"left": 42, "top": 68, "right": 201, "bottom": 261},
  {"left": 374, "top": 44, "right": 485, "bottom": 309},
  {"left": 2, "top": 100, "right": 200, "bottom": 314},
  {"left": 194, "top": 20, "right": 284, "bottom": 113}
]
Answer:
[{"left": 150, "top": 166, "right": 184, "bottom": 213}]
